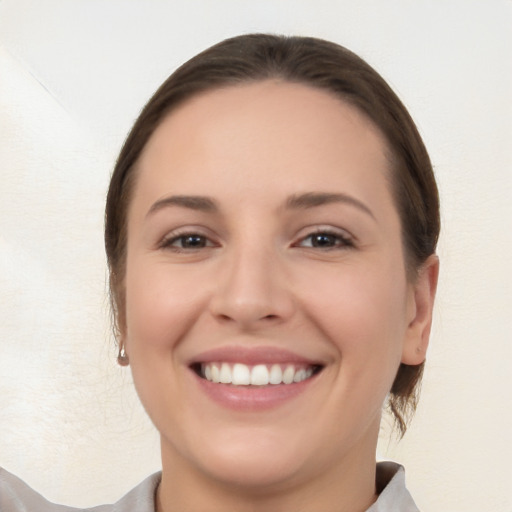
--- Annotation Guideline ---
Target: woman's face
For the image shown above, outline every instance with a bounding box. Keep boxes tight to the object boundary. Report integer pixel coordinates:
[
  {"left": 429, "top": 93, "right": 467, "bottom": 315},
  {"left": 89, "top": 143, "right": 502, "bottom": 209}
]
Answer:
[{"left": 123, "top": 81, "right": 427, "bottom": 490}]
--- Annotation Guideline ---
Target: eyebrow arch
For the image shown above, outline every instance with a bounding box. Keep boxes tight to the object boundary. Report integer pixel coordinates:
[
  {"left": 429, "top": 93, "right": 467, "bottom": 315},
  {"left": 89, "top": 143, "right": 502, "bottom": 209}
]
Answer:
[
  {"left": 285, "top": 192, "right": 375, "bottom": 220},
  {"left": 146, "top": 195, "right": 218, "bottom": 217}
]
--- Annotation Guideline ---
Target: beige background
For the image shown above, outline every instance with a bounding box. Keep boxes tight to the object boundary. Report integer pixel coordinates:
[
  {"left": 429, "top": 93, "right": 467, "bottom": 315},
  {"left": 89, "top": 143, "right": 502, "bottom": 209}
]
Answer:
[{"left": 1, "top": 1, "right": 511, "bottom": 510}]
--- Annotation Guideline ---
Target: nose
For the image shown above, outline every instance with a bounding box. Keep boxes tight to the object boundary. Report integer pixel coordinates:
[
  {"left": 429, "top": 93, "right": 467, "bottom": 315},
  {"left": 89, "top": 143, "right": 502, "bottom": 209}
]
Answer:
[{"left": 209, "top": 244, "right": 295, "bottom": 329}]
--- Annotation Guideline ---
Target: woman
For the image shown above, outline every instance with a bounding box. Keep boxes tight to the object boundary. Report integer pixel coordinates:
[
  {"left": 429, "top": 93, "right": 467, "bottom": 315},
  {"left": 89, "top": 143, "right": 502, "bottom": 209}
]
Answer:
[{"left": 1, "top": 33, "right": 439, "bottom": 511}]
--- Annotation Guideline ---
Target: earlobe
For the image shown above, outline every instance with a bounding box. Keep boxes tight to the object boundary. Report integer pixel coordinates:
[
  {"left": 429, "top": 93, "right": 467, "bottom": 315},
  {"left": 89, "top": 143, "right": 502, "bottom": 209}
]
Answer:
[{"left": 401, "top": 254, "right": 440, "bottom": 365}]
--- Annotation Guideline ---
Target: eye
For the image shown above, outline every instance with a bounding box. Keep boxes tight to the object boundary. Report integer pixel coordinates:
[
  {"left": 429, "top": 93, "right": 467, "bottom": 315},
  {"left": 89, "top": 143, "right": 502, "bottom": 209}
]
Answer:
[
  {"left": 160, "top": 232, "right": 216, "bottom": 251},
  {"left": 297, "top": 230, "right": 354, "bottom": 249}
]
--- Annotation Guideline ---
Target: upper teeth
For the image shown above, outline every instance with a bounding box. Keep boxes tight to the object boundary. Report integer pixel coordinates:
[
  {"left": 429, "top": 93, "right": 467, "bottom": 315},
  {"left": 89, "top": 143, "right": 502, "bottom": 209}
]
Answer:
[{"left": 201, "top": 363, "right": 314, "bottom": 386}]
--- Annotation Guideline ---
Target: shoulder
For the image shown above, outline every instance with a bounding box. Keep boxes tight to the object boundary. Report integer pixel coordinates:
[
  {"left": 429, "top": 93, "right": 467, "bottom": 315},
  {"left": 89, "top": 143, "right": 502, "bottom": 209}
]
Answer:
[
  {"left": 107, "top": 472, "right": 161, "bottom": 512},
  {"left": 0, "top": 467, "right": 79, "bottom": 511},
  {"left": 0, "top": 467, "right": 161, "bottom": 512},
  {"left": 366, "top": 462, "right": 420, "bottom": 512}
]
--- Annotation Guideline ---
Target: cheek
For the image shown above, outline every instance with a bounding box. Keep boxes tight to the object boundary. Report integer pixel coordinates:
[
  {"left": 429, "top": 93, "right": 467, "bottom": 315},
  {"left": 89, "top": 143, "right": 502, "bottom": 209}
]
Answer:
[
  {"left": 296, "top": 257, "right": 409, "bottom": 366},
  {"left": 123, "top": 258, "right": 207, "bottom": 353},
  {"left": 122, "top": 258, "right": 207, "bottom": 432}
]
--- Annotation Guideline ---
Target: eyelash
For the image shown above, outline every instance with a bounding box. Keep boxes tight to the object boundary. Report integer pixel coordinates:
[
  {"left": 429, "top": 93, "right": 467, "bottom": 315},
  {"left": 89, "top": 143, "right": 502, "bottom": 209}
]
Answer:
[
  {"left": 159, "top": 230, "right": 216, "bottom": 252},
  {"left": 295, "top": 229, "right": 354, "bottom": 250},
  {"left": 159, "top": 228, "right": 355, "bottom": 253}
]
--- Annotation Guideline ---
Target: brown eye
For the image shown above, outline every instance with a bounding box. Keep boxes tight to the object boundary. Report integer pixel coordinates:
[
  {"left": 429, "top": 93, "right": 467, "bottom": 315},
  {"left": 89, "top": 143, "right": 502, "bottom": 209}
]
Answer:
[
  {"left": 178, "top": 235, "right": 207, "bottom": 248},
  {"left": 162, "top": 233, "right": 214, "bottom": 251},
  {"left": 298, "top": 231, "right": 353, "bottom": 249},
  {"left": 310, "top": 233, "right": 338, "bottom": 247}
]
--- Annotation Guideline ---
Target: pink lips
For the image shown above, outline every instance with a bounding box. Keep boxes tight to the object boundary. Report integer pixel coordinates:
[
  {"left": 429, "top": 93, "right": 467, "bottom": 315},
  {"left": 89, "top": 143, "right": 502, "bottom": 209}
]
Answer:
[
  {"left": 189, "top": 346, "right": 323, "bottom": 411},
  {"left": 190, "top": 346, "right": 321, "bottom": 366}
]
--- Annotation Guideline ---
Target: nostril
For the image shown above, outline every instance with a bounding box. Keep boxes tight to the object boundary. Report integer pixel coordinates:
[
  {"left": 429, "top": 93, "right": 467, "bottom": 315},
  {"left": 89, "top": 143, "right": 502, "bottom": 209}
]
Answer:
[
  {"left": 213, "top": 312, "right": 280, "bottom": 323},
  {"left": 217, "top": 313, "right": 234, "bottom": 322}
]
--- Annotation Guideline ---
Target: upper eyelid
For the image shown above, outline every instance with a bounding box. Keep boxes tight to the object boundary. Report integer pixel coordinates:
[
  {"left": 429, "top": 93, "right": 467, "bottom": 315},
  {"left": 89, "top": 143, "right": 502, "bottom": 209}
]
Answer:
[
  {"left": 158, "top": 227, "right": 219, "bottom": 248},
  {"left": 294, "top": 225, "right": 356, "bottom": 241},
  {"left": 296, "top": 232, "right": 354, "bottom": 247}
]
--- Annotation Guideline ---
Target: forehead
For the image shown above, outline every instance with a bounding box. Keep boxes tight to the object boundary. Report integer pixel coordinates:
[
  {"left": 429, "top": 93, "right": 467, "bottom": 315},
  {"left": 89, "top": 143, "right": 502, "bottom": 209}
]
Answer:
[{"left": 133, "top": 80, "right": 393, "bottom": 213}]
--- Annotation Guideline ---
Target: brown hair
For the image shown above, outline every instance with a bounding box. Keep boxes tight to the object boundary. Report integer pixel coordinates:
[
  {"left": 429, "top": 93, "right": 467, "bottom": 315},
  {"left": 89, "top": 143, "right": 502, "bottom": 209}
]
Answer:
[{"left": 105, "top": 34, "right": 440, "bottom": 436}]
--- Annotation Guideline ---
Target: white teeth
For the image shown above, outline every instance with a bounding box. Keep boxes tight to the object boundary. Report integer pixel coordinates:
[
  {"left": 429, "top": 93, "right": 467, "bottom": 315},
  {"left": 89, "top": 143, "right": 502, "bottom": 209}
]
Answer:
[
  {"left": 282, "top": 365, "right": 295, "bottom": 384},
  {"left": 200, "top": 362, "right": 316, "bottom": 386},
  {"left": 269, "top": 364, "right": 282, "bottom": 384},
  {"left": 232, "top": 363, "right": 251, "bottom": 385},
  {"left": 251, "top": 365, "right": 269, "bottom": 386},
  {"left": 211, "top": 364, "right": 220, "bottom": 383},
  {"left": 219, "top": 363, "right": 231, "bottom": 384},
  {"left": 293, "top": 368, "right": 306, "bottom": 382}
]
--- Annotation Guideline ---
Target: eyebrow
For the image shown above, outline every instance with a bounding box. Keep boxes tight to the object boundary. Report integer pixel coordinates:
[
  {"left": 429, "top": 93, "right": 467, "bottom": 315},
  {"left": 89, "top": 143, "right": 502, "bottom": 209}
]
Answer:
[
  {"left": 146, "top": 191, "right": 375, "bottom": 220},
  {"left": 146, "top": 195, "right": 219, "bottom": 217},
  {"left": 285, "top": 192, "right": 375, "bottom": 220}
]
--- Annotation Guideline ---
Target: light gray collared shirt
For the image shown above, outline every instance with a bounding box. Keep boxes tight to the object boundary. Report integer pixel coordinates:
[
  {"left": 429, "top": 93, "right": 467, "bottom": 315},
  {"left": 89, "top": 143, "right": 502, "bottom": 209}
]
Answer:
[{"left": 0, "top": 462, "right": 419, "bottom": 511}]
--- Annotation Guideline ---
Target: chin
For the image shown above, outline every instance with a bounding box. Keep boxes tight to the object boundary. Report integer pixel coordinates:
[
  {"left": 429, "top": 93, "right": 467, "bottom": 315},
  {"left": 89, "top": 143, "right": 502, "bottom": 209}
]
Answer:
[{"left": 164, "top": 424, "right": 316, "bottom": 491}]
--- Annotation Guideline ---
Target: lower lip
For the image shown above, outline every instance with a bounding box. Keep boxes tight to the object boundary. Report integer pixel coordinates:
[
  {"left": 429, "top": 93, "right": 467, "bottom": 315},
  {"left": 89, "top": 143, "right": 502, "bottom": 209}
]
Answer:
[{"left": 192, "top": 371, "right": 319, "bottom": 411}]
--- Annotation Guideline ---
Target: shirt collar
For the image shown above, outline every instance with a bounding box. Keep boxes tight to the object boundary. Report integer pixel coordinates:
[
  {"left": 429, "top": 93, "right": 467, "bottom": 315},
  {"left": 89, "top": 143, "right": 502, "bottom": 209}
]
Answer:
[
  {"left": 366, "top": 461, "right": 419, "bottom": 512},
  {"left": 112, "top": 462, "right": 419, "bottom": 512}
]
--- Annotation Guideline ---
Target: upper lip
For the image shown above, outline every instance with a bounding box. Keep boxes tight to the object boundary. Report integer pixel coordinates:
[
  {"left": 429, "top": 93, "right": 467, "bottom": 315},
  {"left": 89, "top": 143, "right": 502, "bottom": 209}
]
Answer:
[{"left": 189, "top": 346, "right": 324, "bottom": 366}]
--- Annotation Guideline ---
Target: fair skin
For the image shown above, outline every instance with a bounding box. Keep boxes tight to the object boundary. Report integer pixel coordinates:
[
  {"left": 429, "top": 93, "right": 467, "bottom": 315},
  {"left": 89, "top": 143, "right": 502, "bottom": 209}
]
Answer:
[{"left": 122, "top": 81, "right": 438, "bottom": 512}]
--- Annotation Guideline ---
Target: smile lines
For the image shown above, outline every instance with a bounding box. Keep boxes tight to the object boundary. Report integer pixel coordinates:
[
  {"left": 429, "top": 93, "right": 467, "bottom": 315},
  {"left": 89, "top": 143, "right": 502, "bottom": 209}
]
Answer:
[{"left": 199, "top": 362, "right": 319, "bottom": 386}]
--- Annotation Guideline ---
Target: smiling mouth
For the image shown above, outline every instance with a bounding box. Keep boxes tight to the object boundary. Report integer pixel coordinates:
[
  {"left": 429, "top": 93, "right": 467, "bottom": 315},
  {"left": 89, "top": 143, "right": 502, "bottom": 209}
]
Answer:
[{"left": 192, "top": 362, "right": 323, "bottom": 386}]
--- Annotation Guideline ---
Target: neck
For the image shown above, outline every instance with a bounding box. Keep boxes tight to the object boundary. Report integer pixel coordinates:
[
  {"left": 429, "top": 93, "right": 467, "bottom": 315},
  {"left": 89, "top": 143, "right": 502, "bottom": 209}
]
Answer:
[{"left": 156, "top": 424, "right": 380, "bottom": 512}]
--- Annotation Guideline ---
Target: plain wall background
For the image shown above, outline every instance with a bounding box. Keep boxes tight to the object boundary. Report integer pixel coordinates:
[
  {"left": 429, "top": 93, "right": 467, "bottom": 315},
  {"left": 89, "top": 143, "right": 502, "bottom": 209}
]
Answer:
[{"left": 1, "top": 1, "right": 511, "bottom": 510}]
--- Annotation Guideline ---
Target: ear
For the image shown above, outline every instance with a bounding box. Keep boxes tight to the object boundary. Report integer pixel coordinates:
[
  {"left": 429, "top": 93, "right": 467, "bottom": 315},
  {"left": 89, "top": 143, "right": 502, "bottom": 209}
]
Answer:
[{"left": 401, "top": 254, "right": 440, "bottom": 365}]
